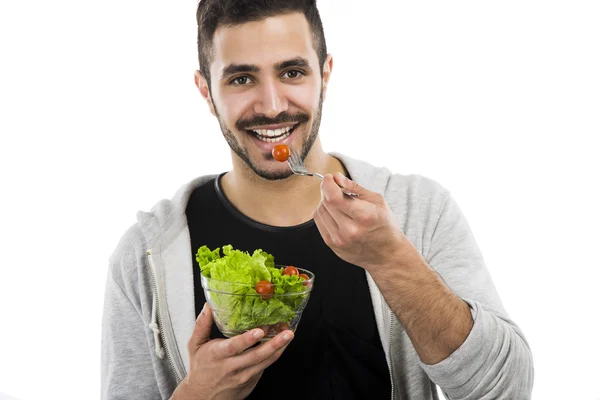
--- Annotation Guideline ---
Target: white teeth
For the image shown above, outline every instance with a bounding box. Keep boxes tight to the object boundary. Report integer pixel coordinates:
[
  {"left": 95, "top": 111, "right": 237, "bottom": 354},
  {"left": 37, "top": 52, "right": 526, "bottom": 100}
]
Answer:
[
  {"left": 255, "top": 131, "right": 292, "bottom": 143},
  {"left": 254, "top": 126, "right": 293, "bottom": 137}
]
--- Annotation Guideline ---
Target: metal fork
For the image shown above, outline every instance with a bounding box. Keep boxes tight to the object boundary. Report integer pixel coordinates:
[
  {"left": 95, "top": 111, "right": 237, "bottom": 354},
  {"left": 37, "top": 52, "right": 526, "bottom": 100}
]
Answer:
[{"left": 287, "top": 148, "right": 359, "bottom": 197}]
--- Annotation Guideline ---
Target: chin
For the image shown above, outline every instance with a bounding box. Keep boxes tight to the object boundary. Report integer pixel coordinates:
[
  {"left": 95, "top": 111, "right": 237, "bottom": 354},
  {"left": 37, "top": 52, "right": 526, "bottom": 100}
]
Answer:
[{"left": 247, "top": 163, "right": 295, "bottom": 181}]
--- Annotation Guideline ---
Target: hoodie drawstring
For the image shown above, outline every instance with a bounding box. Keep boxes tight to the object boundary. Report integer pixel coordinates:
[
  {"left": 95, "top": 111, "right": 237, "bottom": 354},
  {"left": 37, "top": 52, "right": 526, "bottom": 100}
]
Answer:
[{"left": 149, "top": 292, "right": 165, "bottom": 359}]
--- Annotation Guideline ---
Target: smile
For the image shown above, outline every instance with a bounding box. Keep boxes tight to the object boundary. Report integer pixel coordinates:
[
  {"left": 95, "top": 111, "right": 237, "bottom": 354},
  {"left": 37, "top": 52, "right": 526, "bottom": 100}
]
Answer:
[{"left": 246, "top": 124, "right": 298, "bottom": 143}]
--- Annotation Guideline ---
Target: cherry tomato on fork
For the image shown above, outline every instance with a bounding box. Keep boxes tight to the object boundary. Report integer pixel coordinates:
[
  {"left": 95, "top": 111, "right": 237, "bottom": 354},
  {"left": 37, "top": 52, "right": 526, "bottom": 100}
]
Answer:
[{"left": 272, "top": 144, "right": 290, "bottom": 162}]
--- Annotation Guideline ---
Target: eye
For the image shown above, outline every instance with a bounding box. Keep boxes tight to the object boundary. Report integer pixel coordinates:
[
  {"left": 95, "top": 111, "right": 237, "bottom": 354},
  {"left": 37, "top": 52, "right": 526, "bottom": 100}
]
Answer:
[
  {"left": 231, "top": 76, "right": 253, "bottom": 85},
  {"left": 283, "top": 70, "right": 304, "bottom": 80}
]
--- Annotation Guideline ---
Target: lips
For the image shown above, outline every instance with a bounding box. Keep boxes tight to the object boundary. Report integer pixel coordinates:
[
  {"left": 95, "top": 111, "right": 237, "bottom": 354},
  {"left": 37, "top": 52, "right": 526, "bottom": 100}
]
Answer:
[
  {"left": 246, "top": 124, "right": 298, "bottom": 143},
  {"left": 246, "top": 124, "right": 298, "bottom": 150}
]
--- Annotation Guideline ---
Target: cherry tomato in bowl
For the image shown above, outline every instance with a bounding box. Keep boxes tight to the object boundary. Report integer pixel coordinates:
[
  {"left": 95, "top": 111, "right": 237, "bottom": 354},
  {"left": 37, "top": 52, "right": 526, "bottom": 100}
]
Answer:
[
  {"left": 298, "top": 273, "right": 311, "bottom": 287},
  {"left": 255, "top": 280, "right": 274, "bottom": 300},
  {"left": 201, "top": 266, "right": 315, "bottom": 340},
  {"left": 275, "top": 322, "right": 290, "bottom": 332},
  {"left": 283, "top": 266, "right": 299, "bottom": 276}
]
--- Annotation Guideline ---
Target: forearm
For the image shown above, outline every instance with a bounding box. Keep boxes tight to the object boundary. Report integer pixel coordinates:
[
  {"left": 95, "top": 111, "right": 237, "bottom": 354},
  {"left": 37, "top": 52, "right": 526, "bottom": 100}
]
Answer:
[{"left": 367, "top": 241, "right": 473, "bottom": 365}]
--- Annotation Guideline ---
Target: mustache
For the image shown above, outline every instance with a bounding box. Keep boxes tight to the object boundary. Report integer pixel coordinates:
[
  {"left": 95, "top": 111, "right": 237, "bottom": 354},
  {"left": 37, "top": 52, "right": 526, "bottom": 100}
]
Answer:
[{"left": 236, "top": 112, "right": 310, "bottom": 131}]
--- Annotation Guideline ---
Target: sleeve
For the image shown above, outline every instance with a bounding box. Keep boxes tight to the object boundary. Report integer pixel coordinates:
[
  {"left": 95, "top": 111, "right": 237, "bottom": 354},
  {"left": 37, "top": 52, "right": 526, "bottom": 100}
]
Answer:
[
  {"left": 101, "top": 265, "right": 162, "bottom": 400},
  {"left": 420, "top": 193, "right": 534, "bottom": 400}
]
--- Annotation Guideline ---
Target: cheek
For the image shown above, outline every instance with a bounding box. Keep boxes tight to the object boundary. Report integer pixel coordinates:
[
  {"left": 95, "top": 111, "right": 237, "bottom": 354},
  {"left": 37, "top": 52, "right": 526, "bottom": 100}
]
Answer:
[
  {"left": 215, "top": 91, "right": 255, "bottom": 125},
  {"left": 287, "top": 85, "right": 320, "bottom": 112}
]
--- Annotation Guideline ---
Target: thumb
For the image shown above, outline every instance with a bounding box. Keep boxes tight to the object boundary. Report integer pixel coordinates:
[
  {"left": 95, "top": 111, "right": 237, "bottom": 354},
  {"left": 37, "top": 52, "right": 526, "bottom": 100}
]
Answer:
[
  {"left": 188, "top": 303, "right": 213, "bottom": 353},
  {"left": 334, "top": 173, "right": 382, "bottom": 203}
]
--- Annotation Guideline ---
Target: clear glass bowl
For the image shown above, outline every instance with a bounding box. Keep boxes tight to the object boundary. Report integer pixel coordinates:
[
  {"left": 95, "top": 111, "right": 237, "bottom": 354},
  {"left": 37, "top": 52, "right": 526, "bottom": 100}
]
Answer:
[{"left": 201, "top": 267, "right": 314, "bottom": 340}]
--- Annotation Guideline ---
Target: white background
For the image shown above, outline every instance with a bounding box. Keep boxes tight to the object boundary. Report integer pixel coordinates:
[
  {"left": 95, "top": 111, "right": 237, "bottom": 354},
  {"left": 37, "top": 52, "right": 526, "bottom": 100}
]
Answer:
[{"left": 1, "top": 0, "right": 599, "bottom": 399}]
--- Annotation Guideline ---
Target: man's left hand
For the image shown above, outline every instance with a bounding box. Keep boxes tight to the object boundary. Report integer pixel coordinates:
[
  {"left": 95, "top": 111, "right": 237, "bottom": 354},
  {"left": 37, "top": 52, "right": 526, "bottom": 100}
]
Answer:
[{"left": 313, "top": 173, "right": 409, "bottom": 271}]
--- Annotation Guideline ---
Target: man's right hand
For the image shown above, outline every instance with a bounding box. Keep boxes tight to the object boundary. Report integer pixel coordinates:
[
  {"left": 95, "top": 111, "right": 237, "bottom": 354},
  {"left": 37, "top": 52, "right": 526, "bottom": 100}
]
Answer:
[{"left": 171, "top": 303, "right": 294, "bottom": 400}]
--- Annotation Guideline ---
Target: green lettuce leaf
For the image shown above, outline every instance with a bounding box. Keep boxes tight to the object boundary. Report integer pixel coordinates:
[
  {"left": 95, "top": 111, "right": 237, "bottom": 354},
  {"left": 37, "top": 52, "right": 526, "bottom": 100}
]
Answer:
[{"left": 196, "top": 245, "right": 309, "bottom": 331}]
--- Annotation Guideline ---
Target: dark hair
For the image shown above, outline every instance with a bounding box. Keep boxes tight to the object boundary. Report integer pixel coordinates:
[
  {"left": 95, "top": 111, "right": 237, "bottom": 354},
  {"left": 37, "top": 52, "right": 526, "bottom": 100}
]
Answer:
[{"left": 196, "top": 0, "right": 327, "bottom": 84}]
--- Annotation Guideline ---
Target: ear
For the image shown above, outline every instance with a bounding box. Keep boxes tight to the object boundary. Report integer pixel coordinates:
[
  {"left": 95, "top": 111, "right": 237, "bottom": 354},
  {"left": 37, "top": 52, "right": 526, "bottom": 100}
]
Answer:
[
  {"left": 194, "top": 70, "right": 216, "bottom": 116},
  {"left": 321, "top": 54, "right": 333, "bottom": 101}
]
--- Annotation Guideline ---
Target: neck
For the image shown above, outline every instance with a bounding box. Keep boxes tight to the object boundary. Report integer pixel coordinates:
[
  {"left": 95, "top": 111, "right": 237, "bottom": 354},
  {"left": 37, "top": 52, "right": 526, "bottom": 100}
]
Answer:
[{"left": 220, "top": 140, "right": 347, "bottom": 227}]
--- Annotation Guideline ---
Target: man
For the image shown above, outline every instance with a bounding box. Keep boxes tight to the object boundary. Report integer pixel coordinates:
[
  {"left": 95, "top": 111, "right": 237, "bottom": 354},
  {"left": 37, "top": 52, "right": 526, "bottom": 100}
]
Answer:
[{"left": 101, "top": 0, "right": 534, "bottom": 399}]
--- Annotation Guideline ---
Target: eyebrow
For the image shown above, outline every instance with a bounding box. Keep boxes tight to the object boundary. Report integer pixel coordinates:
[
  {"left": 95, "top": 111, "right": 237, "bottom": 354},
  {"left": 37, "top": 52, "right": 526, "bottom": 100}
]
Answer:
[
  {"left": 221, "top": 64, "right": 259, "bottom": 78},
  {"left": 274, "top": 57, "right": 312, "bottom": 71},
  {"left": 221, "top": 57, "right": 313, "bottom": 79}
]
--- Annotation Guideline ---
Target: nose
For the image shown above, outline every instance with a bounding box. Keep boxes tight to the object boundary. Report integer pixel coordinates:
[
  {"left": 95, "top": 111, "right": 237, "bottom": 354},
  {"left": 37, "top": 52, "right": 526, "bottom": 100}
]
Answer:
[{"left": 253, "top": 79, "right": 288, "bottom": 118}]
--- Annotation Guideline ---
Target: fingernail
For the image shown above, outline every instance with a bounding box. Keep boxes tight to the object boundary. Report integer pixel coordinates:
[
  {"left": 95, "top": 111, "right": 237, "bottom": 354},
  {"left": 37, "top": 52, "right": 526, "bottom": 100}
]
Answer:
[
  {"left": 283, "top": 333, "right": 292, "bottom": 342},
  {"left": 198, "top": 303, "right": 206, "bottom": 319},
  {"left": 336, "top": 172, "right": 346, "bottom": 181},
  {"left": 253, "top": 330, "right": 264, "bottom": 339}
]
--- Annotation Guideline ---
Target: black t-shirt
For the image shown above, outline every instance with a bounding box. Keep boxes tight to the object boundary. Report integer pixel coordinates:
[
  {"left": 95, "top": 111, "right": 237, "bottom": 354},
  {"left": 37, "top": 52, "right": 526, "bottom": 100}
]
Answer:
[{"left": 186, "top": 174, "right": 391, "bottom": 399}]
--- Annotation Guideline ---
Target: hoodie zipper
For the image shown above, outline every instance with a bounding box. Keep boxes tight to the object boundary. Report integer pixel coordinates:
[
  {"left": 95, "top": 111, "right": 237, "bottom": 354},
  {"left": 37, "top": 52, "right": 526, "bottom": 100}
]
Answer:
[
  {"left": 387, "top": 303, "right": 395, "bottom": 400},
  {"left": 147, "top": 250, "right": 186, "bottom": 382}
]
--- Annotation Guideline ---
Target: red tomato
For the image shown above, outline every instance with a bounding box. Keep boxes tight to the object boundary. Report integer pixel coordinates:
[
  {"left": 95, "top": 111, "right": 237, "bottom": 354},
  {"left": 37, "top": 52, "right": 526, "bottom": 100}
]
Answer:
[
  {"left": 283, "top": 266, "right": 299, "bottom": 276},
  {"left": 255, "top": 280, "right": 274, "bottom": 300},
  {"left": 275, "top": 322, "right": 290, "bottom": 332},
  {"left": 298, "top": 273, "right": 309, "bottom": 281},
  {"left": 272, "top": 144, "right": 290, "bottom": 162},
  {"left": 260, "top": 325, "right": 274, "bottom": 336},
  {"left": 298, "top": 273, "right": 310, "bottom": 286}
]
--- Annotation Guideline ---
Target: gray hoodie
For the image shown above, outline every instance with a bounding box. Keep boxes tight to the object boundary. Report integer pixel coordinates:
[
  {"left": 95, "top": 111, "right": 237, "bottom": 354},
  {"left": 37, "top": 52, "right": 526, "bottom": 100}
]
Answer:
[{"left": 101, "top": 153, "right": 534, "bottom": 400}]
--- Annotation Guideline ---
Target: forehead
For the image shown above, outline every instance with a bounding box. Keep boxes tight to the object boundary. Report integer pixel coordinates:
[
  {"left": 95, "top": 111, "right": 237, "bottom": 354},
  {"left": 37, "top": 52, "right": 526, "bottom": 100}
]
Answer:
[{"left": 211, "top": 12, "right": 318, "bottom": 71}]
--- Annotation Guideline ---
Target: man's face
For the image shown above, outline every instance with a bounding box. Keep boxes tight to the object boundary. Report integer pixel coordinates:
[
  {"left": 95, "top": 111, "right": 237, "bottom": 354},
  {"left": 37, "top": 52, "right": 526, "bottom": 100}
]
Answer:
[{"left": 200, "top": 13, "right": 330, "bottom": 180}]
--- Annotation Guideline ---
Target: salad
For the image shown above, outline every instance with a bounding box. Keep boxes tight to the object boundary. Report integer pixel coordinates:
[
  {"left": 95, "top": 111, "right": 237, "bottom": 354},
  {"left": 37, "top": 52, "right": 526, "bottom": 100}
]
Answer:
[{"left": 196, "top": 244, "right": 311, "bottom": 333}]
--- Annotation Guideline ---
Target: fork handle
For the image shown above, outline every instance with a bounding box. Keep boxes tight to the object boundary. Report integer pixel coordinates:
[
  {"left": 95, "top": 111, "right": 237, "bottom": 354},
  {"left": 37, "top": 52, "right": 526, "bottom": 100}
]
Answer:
[{"left": 313, "top": 173, "right": 359, "bottom": 197}]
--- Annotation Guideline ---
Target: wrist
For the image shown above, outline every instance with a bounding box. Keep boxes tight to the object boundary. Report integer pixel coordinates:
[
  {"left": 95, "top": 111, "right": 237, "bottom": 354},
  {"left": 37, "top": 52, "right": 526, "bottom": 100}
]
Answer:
[
  {"left": 171, "top": 377, "right": 196, "bottom": 400},
  {"left": 367, "top": 236, "right": 420, "bottom": 273}
]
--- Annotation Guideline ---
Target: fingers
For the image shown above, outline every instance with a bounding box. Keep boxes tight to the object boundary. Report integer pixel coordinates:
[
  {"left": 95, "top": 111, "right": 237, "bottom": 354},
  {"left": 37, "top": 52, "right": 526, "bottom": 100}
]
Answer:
[
  {"left": 230, "top": 330, "right": 294, "bottom": 371},
  {"left": 318, "top": 200, "right": 369, "bottom": 249},
  {"left": 317, "top": 200, "right": 340, "bottom": 231},
  {"left": 333, "top": 173, "right": 368, "bottom": 197},
  {"left": 211, "top": 328, "right": 265, "bottom": 359},
  {"left": 188, "top": 303, "right": 214, "bottom": 354},
  {"left": 320, "top": 174, "right": 350, "bottom": 211},
  {"left": 313, "top": 210, "right": 333, "bottom": 244},
  {"left": 321, "top": 174, "right": 381, "bottom": 222}
]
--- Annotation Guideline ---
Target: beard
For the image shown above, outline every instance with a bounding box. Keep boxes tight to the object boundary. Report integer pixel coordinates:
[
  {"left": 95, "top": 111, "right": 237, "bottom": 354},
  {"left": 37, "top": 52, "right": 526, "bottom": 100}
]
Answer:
[{"left": 214, "top": 90, "right": 324, "bottom": 181}]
